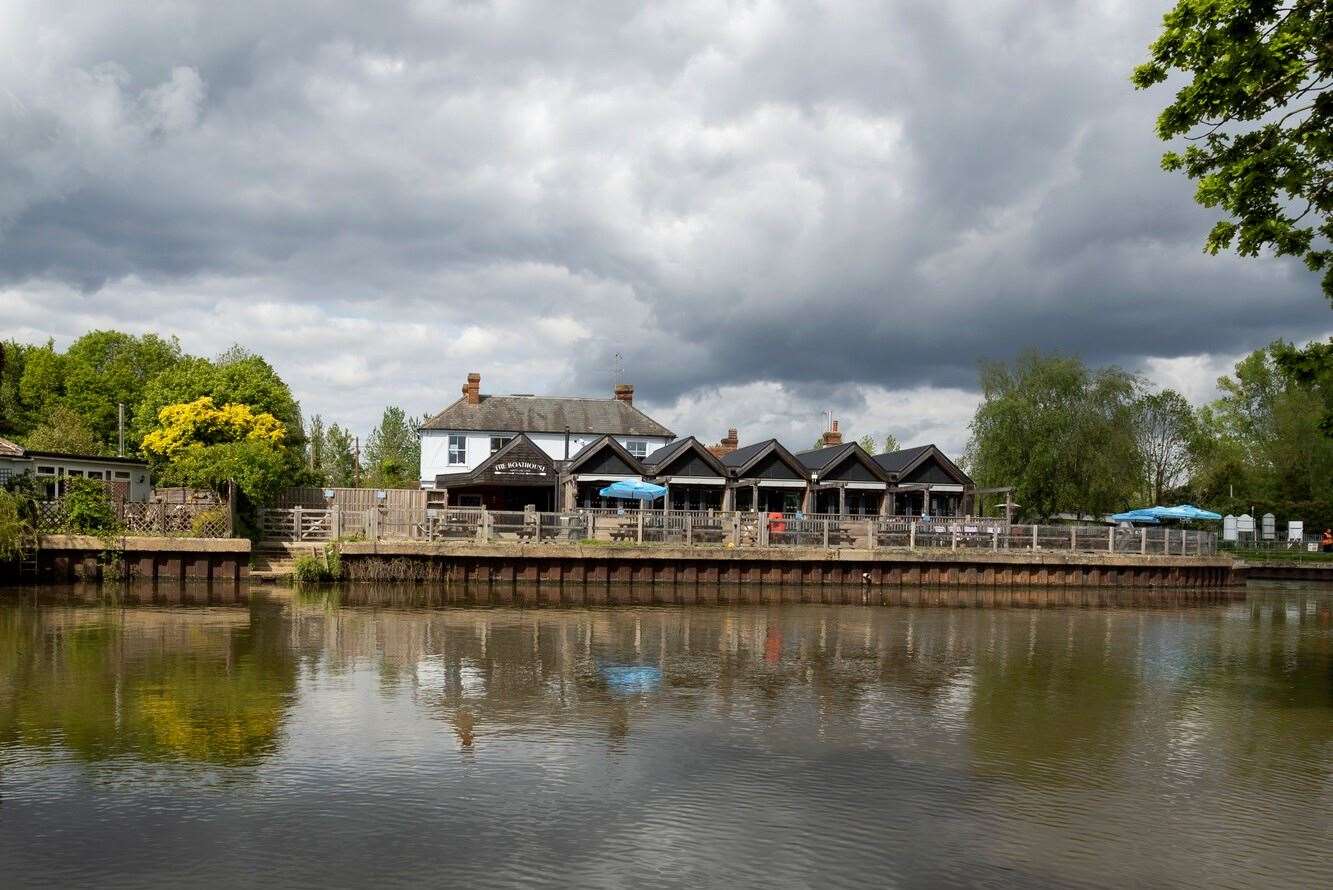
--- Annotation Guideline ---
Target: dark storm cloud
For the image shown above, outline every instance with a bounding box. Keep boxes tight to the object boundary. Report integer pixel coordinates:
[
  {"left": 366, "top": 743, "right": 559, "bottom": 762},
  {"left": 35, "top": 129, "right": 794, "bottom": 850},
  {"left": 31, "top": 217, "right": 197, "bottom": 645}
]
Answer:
[{"left": 1, "top": 0, "right": 1328, "bottom": 446}]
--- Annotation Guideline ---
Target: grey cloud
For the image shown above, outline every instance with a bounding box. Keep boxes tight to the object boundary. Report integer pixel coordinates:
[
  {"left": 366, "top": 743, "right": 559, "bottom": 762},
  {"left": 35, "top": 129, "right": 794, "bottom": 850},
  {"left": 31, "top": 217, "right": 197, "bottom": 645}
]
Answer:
[{"left": 1, "top": 0, "right": 1329, "bottom": 446}]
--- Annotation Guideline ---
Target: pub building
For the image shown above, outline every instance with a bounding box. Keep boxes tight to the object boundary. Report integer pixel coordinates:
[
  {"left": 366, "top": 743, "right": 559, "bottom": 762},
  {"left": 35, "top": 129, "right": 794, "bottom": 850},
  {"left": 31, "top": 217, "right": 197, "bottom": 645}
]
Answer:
[
  {"left": 873, "top": 444, "right": 975, "bottom": 517},
  {"left": 559, "top": 435, "right": 649, "bottom": 508},
  {"left": 431, "top": 434, "right": 561, "bottom": 511},
  {"left": 640, "top": 437, "right": 729, "bottom": 512},
  {"left": 720, "top": 439, "right": 812, "bottom": 513},
  {"left": 795, "top": 423, "right": 891, "bottom": 515}
]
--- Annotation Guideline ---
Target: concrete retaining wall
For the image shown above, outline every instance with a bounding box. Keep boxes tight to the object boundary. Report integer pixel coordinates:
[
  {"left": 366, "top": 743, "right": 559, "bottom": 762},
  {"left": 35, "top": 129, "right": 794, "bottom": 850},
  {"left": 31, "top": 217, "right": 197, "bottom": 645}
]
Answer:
[
  {"left": 336, "top": 542, "right": 1239, "bottom": 589},
  {"left": 28, "top": 535, "right": 251, "bottom": 585}
]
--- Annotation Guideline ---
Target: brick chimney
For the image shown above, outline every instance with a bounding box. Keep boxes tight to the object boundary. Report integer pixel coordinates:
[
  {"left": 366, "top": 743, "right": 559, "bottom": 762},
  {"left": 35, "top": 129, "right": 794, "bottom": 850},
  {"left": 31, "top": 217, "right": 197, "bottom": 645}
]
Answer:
[
  {"left": 821, "top": 419, "right": 843, "bottom": 447},
  {"left": 709, "top": 428, "right": 739, "bottom": 458},
  {"left": 462, "top": 372, "right": 481, "bottom": 405},
  {"left": 614, "top": 383, "right": 634, "bottom": 405}
]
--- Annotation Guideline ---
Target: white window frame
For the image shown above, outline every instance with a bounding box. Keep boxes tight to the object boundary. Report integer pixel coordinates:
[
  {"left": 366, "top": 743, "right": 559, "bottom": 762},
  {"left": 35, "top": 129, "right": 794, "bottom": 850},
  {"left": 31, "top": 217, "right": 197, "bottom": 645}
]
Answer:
[
  {"left": 447, "top": 434, "right": 467, "bottom": 465},
  {"left": 113, "top": 470, "right": 131, "bottom": 480},
  {"left": 489, "top": 435, "right": 514, "bottom": 455},
  {"left": 625, "top": 440, "right": 649, "bottom": 458},
  {"left": 36, "top": 465, "right": 56, "bottom": 476}
]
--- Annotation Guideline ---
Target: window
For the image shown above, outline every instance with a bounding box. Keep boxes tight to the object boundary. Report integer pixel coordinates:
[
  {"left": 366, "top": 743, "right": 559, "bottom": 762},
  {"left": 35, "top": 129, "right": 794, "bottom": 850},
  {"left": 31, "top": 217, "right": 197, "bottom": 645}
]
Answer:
[
  {"left": 447, "top": 434, "right": 467, "bottom": 465},
  {"left": 489, "top": 435, "right": 514, "bottom": 455},
  {"left": 85, "top": 470, "right": 104, "bottom": 480},
  {"left": 67, "top": 469, "right": 84, "bottom": 478},
  {"left": 114, "top": 471, "right": 130, "bottom": 480},
  {"left": 36, "top": 465, "right": 56, "bottom": 476},
  {"left": 625, "top": 440, "right": 649, "bottom": 458}
]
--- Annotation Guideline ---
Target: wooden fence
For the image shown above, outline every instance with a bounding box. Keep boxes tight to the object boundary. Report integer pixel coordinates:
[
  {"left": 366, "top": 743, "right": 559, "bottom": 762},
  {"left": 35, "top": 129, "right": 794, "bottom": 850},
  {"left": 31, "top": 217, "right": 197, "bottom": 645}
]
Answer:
[
  {"left": 255, "top": 506, "right": 1218, "bottom": 556},
  {"left": 273, "top": 486, "right": 426, "bottom": 512}
]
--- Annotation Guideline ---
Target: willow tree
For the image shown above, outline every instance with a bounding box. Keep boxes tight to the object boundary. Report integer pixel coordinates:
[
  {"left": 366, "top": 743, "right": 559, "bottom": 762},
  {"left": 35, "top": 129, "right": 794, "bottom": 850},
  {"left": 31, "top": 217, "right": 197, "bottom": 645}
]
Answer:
[
  {"left": 966, "top": 353, "right": 1143, "bottom": 521},
  {"left": 1133, "top": 0, "right": 1333, "bottom": 301}
]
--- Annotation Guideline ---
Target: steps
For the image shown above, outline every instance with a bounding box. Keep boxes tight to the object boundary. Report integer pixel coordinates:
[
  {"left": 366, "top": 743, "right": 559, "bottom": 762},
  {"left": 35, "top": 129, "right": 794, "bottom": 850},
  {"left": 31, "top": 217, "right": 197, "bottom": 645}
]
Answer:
[{"left": 250, "top": 541, "right": 316, "bottom": 581}]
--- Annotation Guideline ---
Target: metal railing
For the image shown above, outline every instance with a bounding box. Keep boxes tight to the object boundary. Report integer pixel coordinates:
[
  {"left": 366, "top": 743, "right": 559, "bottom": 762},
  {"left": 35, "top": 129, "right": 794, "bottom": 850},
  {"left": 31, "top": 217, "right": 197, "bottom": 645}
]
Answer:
[{"left": 255, "top": 506, "right": 1217, "bottom": 555}]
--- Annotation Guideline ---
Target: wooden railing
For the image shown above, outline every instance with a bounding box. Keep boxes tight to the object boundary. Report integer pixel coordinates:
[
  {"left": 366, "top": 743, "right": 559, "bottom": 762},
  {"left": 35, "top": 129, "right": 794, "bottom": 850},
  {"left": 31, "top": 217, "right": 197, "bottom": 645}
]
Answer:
[{"left": 254, "top": 506, "right": 1217, "bottom": 555}]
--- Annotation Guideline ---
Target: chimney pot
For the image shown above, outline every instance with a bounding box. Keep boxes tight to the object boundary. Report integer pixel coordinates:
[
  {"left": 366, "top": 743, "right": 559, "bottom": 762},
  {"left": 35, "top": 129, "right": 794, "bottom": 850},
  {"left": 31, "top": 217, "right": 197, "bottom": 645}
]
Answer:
[
  {"left": 614, "top": 383, "right": 634, "bottom": 404},
  {"left": 821, "top": 418, "right": 843, "bottom": 447},
  {"left": 463, "top": 371, "right": 482, "bottom": 405}
]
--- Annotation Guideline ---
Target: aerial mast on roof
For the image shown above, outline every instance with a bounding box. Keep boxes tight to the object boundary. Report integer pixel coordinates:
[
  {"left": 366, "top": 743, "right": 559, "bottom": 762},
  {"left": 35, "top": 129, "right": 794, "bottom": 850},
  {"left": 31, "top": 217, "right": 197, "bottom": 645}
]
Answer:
[{"left": 613, "top": 352, "right": 624, "bottom": 385}]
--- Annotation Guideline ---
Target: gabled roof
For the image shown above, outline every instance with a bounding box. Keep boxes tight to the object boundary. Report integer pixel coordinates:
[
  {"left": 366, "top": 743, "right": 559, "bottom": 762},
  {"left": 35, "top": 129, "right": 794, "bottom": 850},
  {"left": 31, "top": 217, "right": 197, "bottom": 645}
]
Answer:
[
  {"left": 872, "top": 444, "right": 933, "bottom": 474},
  {"left": 564, "top": 435, "right": 647, "bottom": 475},
  {"left": 0, "top": 436, "right": 24, "bottom": 458},
  {"left": 641, "top": 436, "right": 728, "bottom": 477},
  {"left": 794, "top": 442, "right": 891, "bottom": 482},
  {"left": 421, "top": 394, "right": 674, "bottom": 437},
  {"left": 873, "top": 444, "right": 972, "bottom": 485},
  {"left": 720, "top": 438, "right": 810, "bottom": 479},
  {"left": 433, "top": 433, "right": 557, "bottom": 486}
]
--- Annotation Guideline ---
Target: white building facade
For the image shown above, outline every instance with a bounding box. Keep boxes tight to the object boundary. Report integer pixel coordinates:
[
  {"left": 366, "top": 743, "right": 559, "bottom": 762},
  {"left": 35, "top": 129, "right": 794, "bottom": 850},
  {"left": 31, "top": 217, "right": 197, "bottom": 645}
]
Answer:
[{"left": 419, "top": 373, "right": 674, "bottom": 487}]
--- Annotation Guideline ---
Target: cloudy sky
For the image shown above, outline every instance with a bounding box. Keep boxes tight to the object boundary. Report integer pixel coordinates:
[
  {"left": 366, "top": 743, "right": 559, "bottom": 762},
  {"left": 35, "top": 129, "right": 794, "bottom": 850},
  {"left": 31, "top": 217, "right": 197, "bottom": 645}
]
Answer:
[{"left": 2, "top": 0, "right": 1329, "bottom": 455}]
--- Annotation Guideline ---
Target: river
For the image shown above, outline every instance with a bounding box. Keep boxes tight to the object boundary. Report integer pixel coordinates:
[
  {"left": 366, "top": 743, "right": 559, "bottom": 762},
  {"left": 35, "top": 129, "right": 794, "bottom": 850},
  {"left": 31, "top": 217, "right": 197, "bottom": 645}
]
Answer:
[{"left": 0, "top": 584, "right": 1328, "bottom": 888}]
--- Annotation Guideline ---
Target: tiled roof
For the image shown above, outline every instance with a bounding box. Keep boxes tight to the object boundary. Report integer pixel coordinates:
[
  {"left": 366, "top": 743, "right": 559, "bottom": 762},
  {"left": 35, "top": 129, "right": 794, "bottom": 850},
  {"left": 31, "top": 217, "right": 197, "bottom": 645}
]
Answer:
[
  {"left": 793, "top": 443, "right": 855, "bottom": 471},
  {"left": 421, "top": 395, "right": 674, "bottom": 437},
  {"left": 719, "top": 439, "right": 775, "bottom": 467},
  {"left": 872, "top": 445, "right": 933, "bottom": 474},
  {"left": 0, "top": 436, "right": 24, "bottom": 458},
  {"left": 641, "top": 437, "right": 693, "bottom": 467}
]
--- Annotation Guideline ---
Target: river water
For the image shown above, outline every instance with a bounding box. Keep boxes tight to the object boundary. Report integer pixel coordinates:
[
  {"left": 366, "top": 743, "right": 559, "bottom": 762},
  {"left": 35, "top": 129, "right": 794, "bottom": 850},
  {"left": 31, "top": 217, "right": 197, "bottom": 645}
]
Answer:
[{"left": 0, "top": 584, "right": 1328, "bottom": 889}]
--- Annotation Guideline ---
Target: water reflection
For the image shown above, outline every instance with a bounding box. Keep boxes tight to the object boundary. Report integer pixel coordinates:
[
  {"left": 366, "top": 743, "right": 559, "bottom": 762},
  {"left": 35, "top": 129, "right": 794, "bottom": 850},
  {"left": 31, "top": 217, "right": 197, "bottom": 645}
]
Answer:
[
  {"left": 0, "top": 586, "right": 1326, "bottom": 888},
  {"left": 0, "top": 597, "right": 297, "bottom": 765}
]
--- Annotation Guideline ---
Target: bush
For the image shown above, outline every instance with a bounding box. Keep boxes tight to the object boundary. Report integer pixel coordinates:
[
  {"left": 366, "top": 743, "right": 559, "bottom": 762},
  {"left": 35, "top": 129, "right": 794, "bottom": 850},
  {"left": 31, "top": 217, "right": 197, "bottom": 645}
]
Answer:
[
  {"left": 190, "top": 508, "right": 230, "bottom": 538},
  {"left": 292, "top": 543, "right": 342, "bottom": 583},
  {"left": 0, "top": 489, "right": 28, "bottom": 561},
  {"left": 63, "top": 478, "right": 119, "bottom": 534},
  {"left": 291, "top": 553, "right": 328, "bottom": 583}
]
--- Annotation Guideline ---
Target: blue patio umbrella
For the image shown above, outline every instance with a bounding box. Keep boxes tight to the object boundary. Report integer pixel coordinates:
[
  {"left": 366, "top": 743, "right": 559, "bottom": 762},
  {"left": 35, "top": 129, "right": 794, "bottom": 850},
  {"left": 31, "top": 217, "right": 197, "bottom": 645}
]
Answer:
[
  {"left": 599, "top": 480, "right": 667, "bottom": 501},
  {"left": 1110, "top": 509, "right": 1160, "bottom": 524},
  {"left": 1148, "top": 504, "right": 1222, "bottom": 522}
]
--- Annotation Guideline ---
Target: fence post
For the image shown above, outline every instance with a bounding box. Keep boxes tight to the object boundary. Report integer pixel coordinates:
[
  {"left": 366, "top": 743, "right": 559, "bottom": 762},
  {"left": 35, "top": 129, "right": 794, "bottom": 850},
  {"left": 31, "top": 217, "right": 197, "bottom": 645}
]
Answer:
[
  {"left": 868, "top": 519, "right": 876, "bottom": 551},
  {"left": 637, "top": 510, "right": 644, "bottom": 544},
  {"left": 332, "top": 506, "right": 342, "bottom": 540},
  {"left": 294, "top": 505, "right": 303, "bottom": 542},
  {"left": 1032, "top": 525, "right": 1038, "bottom": 550},
  {"left": 159, "top": 500, "right": 168, "bottom": 535},
  {"left": 951, "top": 529, "right": 958, "bottom": 550},
  {"left": 1070, "top": 526, "right": 1076, "bottom": 551},
  {"left": 686, "top": 515, "right": 693, "bottom": 546},
  {"left": 1140, "top": 528, "right": 1147, "bottom": 555},
  {"left": 534, "top": 512, "right": 541, "bottom": 543},
  {"left": 1108, "top": 526, "right": 1114, "bottom": 553},
  {"left": 823, "top": 520, "right": 829, "bottom": 548},
  {"left": 909, "top": 523, "right": 916, "bottom": 550},
  {"left": 732, "top": 513, "right": 740, "bottom": 547},
  {"left": 992, "top": 529, "right": 998, "bottom": 551}
]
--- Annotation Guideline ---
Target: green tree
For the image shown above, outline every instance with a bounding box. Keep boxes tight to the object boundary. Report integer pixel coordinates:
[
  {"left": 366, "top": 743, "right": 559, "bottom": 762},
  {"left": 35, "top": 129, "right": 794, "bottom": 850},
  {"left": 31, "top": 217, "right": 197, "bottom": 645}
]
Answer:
[
  {"left": 22, "top": 406, "right": 102, "bottom": 456},
  {"left": 1202, "top": 341, "right": 1333, "bottom": 522},
  {"left": 856, "top": 434, "right": 877, "bottom": 453},
  {"left": 155, "top": 440, "right": 296, "bottom": 506},
  {"left": 1136, "top": 389, "right": 1198, "bottom": 504},
  {"left": 882, "top": 433, "right": 901, "bottom": 453},
  {"left": 321, "top": 423, "right": 360, "bottom": 487},
  {"left": 364, "top": 406, "right": 420, "bottom": 488},
  {"left": 1275, "top": 337, "right": 1333, "bottom": 435},
  {"left": 966, "top": 352, "right": 1143, "bottom": 520},
  {"left": 1133, "top": 1, "right": 1333, "bottom": 301},
  {"left": 59, "top": 331, "right": 182, "bottom": 446},
  {"left": 134, "top": 352, "right": 303, "bottom": 450}
]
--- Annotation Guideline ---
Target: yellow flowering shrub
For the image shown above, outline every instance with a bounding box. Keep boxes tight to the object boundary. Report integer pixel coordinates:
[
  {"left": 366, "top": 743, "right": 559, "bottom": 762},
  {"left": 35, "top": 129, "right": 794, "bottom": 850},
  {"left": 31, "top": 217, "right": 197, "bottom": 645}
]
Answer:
[{"left": 141, "top": 397, "right": 286, "bottom": 458}]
